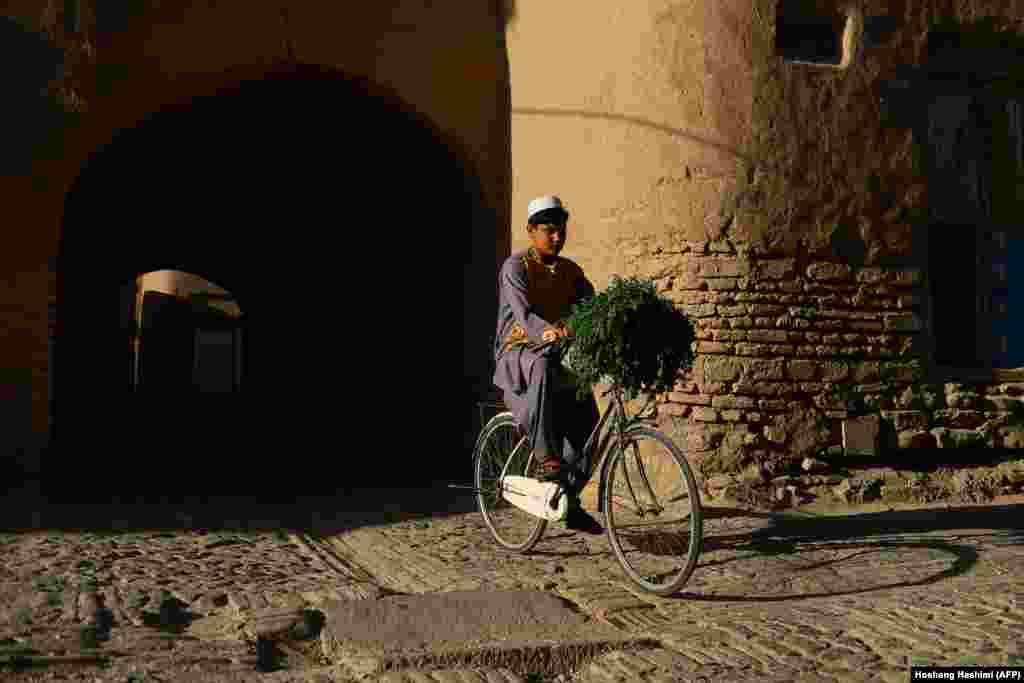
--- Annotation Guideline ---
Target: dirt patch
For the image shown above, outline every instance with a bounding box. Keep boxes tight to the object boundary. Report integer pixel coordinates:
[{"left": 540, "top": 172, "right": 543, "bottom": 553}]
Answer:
[
  {"left": 895, "top": 466, "right": 1016, "bottom": 505},
  {"left": 710, "top": 459, "right": 1024, "bottom": 512}
]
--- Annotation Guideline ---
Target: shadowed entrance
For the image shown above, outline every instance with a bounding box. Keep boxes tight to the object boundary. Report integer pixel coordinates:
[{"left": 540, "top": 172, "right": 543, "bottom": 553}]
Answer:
[{"left": 55, "top": 63, "right": 495, "bottom": 500}]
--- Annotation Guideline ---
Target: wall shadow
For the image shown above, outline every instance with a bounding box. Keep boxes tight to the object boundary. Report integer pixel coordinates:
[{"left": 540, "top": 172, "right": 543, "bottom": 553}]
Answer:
[
  {"left": 511, "top": 106, "right": 773, "bottom": 175},
  {"left": 0, "top": 482, "right": 480, "bottom": 535}
]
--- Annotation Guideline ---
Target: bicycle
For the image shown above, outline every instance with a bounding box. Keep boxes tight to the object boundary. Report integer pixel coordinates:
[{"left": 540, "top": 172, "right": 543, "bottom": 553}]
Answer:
[{"left": 464, "top": 338, "right": 703, "bottom": 596}]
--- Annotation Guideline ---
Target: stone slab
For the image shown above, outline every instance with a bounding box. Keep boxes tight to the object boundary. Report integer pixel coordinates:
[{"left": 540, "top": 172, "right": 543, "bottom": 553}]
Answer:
[
  {"left": 843, "top": 415, "right": 880, "bottom": 456},
  {"left": 321, "top": 591, "right": 656, "bottom": 680}
]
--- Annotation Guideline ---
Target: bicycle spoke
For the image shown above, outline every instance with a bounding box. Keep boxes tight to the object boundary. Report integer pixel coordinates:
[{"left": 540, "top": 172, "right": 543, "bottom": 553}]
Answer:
[
  {"left": 475, "top": 417, "right": 547, "bottom": 553},
  {"left": 635, "top": 457, "right": 666, "bottom": 515},
  {"left": 606, "top": 494, "right": 643, "bottom": 518},
  {"left": 665, "top": 493, "right": 693, "bottom": 504},
  {"left": 620, "top": 444, "right": 643, "bottom": 516},
  {"left": 611, "top": 518, "right": 692, "bottom": 530},
  {"left": 604, "top": 427, "right": 702, "bottom": 595}
]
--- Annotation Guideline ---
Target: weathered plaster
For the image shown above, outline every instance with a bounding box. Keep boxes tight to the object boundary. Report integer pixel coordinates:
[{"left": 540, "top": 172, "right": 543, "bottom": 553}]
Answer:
[{"left": 508, "top": 0, "right": 755, "bottom": 290}]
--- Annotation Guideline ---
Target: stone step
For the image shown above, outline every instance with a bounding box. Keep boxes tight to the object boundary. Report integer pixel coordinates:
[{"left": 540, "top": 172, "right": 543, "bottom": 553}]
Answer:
[{"left": 319, "top": 590, "right": 658, "bottom": 681}]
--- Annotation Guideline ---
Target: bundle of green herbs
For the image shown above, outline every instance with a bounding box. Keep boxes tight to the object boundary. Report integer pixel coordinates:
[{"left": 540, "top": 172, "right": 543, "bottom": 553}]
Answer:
[{"left": 561, "top": 275, "right": 697, "bottom": 402}]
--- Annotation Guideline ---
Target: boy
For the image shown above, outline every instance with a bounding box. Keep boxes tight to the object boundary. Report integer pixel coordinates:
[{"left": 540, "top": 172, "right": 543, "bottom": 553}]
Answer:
[{"left": 492, "top": 196, "right": 602, "bottom": 534}]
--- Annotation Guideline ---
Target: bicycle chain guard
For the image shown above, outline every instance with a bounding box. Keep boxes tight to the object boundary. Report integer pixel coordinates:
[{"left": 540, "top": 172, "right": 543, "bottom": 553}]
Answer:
[{"left": 501, "top": 476, "right": 568, "bottom": 521}]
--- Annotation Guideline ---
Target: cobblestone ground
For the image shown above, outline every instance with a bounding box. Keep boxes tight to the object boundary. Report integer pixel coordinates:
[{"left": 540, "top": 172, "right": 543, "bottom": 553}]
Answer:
[
  {"left": 0, "top": 486, "right": 532, "bottom": 682},
  {"left": 0, "top": 488, "right": 450, "bottom": 682},
  {"left": 309, "top": 492, "right": 1024, "bottom": 682},
  {"left": 2, "top": 484, "right": 1022, "bottom": 682}
]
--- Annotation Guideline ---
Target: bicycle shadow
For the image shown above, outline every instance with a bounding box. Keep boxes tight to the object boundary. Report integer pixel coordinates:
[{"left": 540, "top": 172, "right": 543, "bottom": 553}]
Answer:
[
  {"left": 527, "top": 529, "right": 619, "bottom": 559},
  {"left": 668, "top": 503, "right": 1023, "bottom": 602}
]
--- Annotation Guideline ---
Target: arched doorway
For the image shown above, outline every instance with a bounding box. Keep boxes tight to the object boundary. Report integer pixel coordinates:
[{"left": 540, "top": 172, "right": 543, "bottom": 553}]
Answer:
[
  {"left": 55, "top": 63, "right": 496, "bottom": 499},
  {"left": 125, "top": 270, "right": 244, "bottom": 395}
]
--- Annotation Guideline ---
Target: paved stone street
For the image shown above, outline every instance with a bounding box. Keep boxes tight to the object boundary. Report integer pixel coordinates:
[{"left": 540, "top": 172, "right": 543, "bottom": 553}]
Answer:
[
  {"left": 310, "top": 489, "right": 1024, "bottom": 682},
  {"left": 1, "top": 482, "right": 1022, "bottom": 682}
]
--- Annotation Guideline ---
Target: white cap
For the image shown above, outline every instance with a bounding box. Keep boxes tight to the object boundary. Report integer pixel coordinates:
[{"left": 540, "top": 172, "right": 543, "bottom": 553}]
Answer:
[{"left": 527, "top": 195, "right": 567, "bottom": 223}]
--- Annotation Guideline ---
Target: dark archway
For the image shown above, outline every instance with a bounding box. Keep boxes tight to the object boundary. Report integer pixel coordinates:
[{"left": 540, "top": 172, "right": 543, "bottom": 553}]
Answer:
[{"left": 55, "top": 62, "right": 497, "bottom": 499}]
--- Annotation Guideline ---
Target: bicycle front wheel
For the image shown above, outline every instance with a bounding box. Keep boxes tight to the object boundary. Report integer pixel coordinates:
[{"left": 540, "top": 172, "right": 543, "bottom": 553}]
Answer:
[
  {"left": 474, "top": 413, "right": 547, "bottom": 553},
  {"left": 602, "top": 426, "right": 703, "bottom": 595}
]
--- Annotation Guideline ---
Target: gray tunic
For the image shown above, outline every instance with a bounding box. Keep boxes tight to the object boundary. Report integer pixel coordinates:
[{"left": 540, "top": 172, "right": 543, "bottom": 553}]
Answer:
[
  {"left": 491, "top": 249, "right": 599, "bottom": 482},
  {"left": 492, "top": 249, "right": 594, "bottom": 396}
]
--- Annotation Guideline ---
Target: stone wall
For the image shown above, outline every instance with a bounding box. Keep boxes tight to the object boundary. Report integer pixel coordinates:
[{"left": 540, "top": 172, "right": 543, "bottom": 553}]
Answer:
[
  {"left": 623, "top": 241, "right": 1024, "bottom": 479},
  {"left": 609, "top": 0, "right": 1024, "bottom": 478},
  {"left": 625, "top": 243, "right": 923, "bottom": 473},
  {"left": 879, "top": 382, "right": 1024, "bottom": 452}
]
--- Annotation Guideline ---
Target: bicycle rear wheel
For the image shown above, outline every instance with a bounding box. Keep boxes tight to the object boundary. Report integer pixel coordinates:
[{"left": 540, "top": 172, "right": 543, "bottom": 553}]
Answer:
[
  {"left": 474, "top": 413, "right": 547, "bottom": 553},
  {"left": 602, "top": 426, "right": 702, "bottom": 595}
]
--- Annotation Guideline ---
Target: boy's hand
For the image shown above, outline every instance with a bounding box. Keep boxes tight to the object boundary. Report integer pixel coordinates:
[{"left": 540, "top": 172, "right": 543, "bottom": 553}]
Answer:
[{"left": 543, "top": 325, "right": 571, "bottom": 343}]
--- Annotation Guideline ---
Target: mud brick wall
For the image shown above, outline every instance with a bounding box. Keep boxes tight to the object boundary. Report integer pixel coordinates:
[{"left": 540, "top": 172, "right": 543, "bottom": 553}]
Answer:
[
  {"left": 626, "top": 243, "right": 1024, "bottom": 476},
  {"left": 605, "top": 1, "right": 1024, "bottom": 479}
]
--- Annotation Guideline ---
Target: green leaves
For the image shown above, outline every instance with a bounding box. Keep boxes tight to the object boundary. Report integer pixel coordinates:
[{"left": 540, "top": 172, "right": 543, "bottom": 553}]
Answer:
[{"left": 563, "top": 276, "right": 696, "bottom": 402}]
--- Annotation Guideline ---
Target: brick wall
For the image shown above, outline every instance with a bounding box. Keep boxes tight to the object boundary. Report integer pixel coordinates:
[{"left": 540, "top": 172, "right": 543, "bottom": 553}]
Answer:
[
  {"left": 619, "top": 1, "right": 1024, "bottom": 479},
  {"left": 625, "top": 240, "right": 1024, "bottom": 477}
]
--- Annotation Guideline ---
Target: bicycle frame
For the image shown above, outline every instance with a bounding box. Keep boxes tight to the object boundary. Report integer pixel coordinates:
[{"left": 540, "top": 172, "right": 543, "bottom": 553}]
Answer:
[
  {"left": 476, "top": 339, "right": 661, "bottom": 511},
  {"left": 590, "top": 385, "right": 660, "bottom": 514},
  {"left": 513, "top": 382, "right": 659, "bottom": 513}
]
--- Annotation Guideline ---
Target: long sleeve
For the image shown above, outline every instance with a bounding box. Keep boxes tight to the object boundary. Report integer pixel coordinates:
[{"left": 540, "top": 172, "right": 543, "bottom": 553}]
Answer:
[{"left": 500, "top": 258, "right": 555, "bottom": 342}]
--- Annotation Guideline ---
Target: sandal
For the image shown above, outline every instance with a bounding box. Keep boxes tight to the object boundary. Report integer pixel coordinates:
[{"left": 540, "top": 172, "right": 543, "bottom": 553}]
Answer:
[
  {"left": 535, "top": 456, "right": 564, "bottom": 482},
  {"left": 564, "top": 504, "right": 603, "bottom": 535}
]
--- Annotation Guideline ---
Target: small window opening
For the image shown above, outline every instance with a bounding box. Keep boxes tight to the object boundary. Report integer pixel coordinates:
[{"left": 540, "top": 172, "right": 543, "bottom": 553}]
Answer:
[
  {"left": 126, "top": 270, "right": 244, "bottom": 394},
  {"left": 775, "top": 1, "right": 848, "bottom": 66},
  {"left": 929, "top": 222, "right": 980, "bottom": 367}
]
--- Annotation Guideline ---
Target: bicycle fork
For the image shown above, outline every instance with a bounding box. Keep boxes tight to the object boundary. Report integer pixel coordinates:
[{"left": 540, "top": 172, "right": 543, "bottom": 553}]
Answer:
[{"left": 619, "top": 441, "right": 665, "bottom": 518}]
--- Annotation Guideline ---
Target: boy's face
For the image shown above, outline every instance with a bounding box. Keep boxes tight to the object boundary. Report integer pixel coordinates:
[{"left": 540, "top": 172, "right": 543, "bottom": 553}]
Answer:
[{"left": 528, "top": 221, "right": 566, "bottom": 260}]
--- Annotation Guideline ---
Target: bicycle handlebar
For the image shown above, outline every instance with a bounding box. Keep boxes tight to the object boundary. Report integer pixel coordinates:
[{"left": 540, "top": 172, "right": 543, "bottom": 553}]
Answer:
[
  {"left": 530, "top": 338, "right": 560, "bottom": 353},
  {"left": 525, "top": 338, "right": 657, "bottom": 411}
]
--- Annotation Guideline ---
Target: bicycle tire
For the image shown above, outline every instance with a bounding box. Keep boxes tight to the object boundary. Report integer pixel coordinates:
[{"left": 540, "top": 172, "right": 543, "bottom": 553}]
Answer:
[
  {"left": 473, "top": 412, "right": 547, "bottom": 553},
  {"left": 602, "top": 425, "right": 703, "bottom": 595}
]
